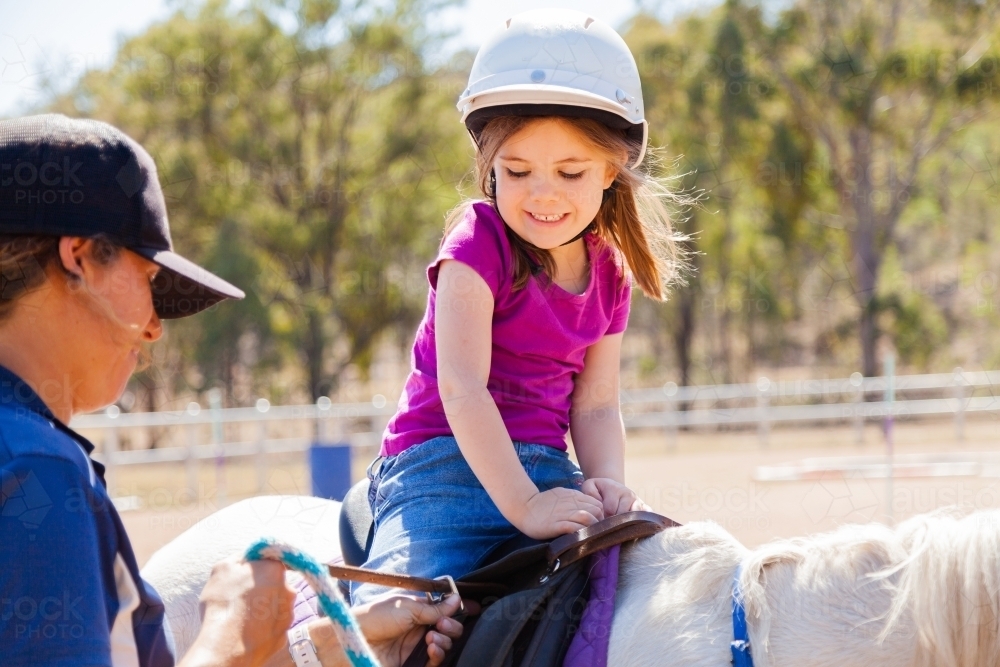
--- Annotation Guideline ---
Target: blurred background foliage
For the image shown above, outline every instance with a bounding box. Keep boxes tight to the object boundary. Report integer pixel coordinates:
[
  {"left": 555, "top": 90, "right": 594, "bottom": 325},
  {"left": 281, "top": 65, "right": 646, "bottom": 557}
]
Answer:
[{"left": 46, "top": 0, "right": 1000, "bottom": 410}]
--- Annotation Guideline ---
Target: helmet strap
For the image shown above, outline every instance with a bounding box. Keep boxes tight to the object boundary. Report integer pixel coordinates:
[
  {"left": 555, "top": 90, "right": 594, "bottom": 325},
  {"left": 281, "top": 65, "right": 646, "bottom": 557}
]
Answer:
[
  {"left": 553, "top": 182, "right": 613, "bottom": 246},
  {"left": 467, "top": 127, "right": 484, "bottom": 153},
  {"left": 491, "top": 173, "right": 606, "bottom": 270},
  {"left": 559, "top": 222, "right": 594, "bottom": 247},
  {"left": 602, "top": 181, "right": 617, "bottom": 205}
]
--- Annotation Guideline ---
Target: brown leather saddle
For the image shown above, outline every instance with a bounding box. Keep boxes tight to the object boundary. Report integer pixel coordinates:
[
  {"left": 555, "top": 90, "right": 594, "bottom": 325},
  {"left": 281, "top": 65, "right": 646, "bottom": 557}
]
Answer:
[
  {"left": 332, "top": 479, "right": 681, "bottom": 667},
  {"left": 334, "top": 478, "right": 679, "bottom": 601}
]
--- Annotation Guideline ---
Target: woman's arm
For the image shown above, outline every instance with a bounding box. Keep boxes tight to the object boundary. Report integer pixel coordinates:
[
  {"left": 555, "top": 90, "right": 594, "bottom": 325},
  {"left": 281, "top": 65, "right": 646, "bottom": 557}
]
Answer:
[
  {"left": 435, "top": 260, "right": 603, "bottom": 539},
  {"left": 179, "top": 557, "right": 294, "bottom": 667},
  {"left": 570, "top": 333, "right": 649, "bottom": 516},
  {"left": 185, "top": 560, "right": 466, "bottom": 667}
]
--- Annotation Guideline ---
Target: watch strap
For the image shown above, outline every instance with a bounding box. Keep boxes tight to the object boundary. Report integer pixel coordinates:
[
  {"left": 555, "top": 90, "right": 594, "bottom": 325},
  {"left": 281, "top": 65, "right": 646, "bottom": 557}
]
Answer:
[{"left": 288, "top": 623, "right": 322, "bottom": 667}]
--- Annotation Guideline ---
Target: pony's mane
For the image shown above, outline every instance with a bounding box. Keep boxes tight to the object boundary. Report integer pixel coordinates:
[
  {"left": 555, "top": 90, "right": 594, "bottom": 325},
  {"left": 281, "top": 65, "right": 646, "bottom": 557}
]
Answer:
[{"left": 614, "top": 508, "right": 1000, "bottom": 667}]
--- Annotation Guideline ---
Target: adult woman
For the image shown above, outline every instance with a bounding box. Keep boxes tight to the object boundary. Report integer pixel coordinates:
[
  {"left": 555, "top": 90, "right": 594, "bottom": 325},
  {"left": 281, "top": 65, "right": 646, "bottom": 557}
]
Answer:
[{"left": 0, "top": 114, "right": 463, "bottom": 667}]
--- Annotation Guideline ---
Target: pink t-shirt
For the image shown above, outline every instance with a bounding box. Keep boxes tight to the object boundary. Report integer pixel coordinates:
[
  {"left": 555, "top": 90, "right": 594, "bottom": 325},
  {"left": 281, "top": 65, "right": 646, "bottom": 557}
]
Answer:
[{"left": 381, "top": 202, "right": 632, "bottom": 456}]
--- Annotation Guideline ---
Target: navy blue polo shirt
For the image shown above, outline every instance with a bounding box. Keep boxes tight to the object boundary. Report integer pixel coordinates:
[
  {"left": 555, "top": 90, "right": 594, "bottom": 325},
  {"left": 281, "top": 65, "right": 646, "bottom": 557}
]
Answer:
[{"left": 0, "top": 366, "right": 174, "bottom": 666}]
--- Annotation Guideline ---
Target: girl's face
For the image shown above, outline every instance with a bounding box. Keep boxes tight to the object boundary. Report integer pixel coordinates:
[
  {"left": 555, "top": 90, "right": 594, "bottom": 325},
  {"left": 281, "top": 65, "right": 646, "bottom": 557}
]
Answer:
[{"left": 493, "top": 118, "right": 618, "bottom": 250}]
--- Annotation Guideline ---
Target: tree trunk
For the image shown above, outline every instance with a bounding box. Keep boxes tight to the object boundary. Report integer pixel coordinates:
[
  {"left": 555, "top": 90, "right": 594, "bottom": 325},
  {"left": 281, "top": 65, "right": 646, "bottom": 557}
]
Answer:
[
  {"left": 305, "top": 309, "right": 326, "bottom": 401},
  {"left": 848, "top": 127, "right": 883, "bottom": 378},
  {"left": 673, "top": 287, "right": 696, "bottom": 387},
  {"left": 853, "top": 246, "right": 882, "bottom": 378},
  {"left": 859, "top": 300, "right": 880, "bottom": 378}
]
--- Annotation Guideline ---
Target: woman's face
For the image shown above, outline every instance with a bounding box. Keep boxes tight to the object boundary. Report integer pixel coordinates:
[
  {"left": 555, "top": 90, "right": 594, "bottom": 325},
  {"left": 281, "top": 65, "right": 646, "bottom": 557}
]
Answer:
[
  {"left": 62, "top": 243, "right": 163, "bottom": 414},
  {"left": 493, "top": 118, "right": 617, "bottom": 250}
]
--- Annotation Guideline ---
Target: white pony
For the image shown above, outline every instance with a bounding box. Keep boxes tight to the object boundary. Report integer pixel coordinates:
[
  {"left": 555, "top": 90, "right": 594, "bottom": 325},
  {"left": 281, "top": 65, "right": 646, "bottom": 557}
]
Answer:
[{"left": 143, "top": 497, "right": 1000, "bottom": 667}]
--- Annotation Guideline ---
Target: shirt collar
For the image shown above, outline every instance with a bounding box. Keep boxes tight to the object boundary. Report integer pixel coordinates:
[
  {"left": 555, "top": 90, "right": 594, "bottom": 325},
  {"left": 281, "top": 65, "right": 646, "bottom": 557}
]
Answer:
[
  {"left": 0, "top": 364, "right": 59, "bottom": 423},
  {"left": 0, "top": 364, "right": 104, "bottom": 479}
]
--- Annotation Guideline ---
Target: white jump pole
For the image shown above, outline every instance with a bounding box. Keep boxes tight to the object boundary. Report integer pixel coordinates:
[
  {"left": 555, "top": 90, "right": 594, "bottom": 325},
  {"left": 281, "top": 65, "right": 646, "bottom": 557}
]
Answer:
[{"left": 883, "top": 353, "right": 895, "bottom": 524}]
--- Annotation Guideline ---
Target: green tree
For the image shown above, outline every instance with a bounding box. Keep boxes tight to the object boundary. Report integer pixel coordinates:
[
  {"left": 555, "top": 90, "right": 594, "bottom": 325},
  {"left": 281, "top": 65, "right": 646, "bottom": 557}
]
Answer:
[
  {"left": 758, "top": 0, "right": 1000, "bottom": 376},
  {"left": 627, "top": 2, "right": 815, "bottom": 384},
  {"left": 54, "top": 0, "right": 467, "bottom": 404}
]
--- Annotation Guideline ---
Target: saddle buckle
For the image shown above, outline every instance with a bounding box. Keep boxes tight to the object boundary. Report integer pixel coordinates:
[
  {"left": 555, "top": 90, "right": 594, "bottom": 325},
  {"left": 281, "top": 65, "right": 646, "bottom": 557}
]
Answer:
[
  {"left": 426, "top": 575, "right": 464, "bottom": 614},
  {"left": 539, "top": 558, "right": 561, "bottom": 584}
]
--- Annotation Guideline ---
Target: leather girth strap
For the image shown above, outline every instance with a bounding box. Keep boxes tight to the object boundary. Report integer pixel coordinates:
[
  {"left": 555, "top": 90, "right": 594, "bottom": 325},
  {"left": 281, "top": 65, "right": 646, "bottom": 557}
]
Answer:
[
  {"left": 327, "top": 510, "right": 680, "bottom": 597},
  {"left": 326, "top": 563, "right": 507, "bottom": 599}
]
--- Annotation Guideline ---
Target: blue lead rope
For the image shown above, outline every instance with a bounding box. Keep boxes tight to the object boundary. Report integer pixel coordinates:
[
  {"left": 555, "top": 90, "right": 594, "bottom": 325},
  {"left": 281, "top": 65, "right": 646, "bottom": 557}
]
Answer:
[
  {"left": 731, "top": 563, "right": 754, "bottom": 667},
  {"left": 245, "top": 538, "right": 380, "bottom": 667}
]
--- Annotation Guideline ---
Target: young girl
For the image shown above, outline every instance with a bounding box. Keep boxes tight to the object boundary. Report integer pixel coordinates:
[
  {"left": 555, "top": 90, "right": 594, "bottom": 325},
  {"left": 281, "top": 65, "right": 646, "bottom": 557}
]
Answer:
[{"left": 351, "top": 8, "right": 682, "bottom": 605}]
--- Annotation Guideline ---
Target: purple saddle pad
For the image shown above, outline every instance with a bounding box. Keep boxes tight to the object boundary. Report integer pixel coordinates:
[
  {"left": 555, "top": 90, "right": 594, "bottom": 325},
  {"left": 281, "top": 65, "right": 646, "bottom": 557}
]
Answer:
[{"left": 563, "top": 544, "right": 621, "bottom": 667}]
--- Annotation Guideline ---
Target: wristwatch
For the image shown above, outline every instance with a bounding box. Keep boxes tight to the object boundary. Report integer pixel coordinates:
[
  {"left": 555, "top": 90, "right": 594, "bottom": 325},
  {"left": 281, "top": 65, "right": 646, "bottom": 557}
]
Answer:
[{"left": 288, "top": 624, "right": 322, "bottom": 667}]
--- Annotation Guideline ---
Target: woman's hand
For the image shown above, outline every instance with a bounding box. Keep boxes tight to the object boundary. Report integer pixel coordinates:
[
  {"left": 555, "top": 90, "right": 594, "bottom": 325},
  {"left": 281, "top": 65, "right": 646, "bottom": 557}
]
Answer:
[
  {"left": 515, "top": 487, "right": 605, "bottom": 539},
  {"left": 581, "top": 478, "right": 650, "bottom": 517},
  {"left": 181, "top": 556, "right": 295, "bottom": 667},
  {"left": 351, "top": 594, "right": 475, "bottom": 667}
]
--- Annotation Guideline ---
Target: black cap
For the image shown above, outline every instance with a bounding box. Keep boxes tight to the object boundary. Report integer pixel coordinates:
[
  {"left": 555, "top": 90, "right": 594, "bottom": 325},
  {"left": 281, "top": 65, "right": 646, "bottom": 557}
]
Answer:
[{"left": 0, "top": 114, "right": 245, "bottom": 318}]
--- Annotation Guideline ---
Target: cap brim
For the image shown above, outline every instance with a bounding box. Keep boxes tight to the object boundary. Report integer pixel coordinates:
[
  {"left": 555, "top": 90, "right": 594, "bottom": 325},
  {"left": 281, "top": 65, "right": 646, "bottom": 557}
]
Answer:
[{"left": 134, "top": 248, "right": 246, "bottom": 319}]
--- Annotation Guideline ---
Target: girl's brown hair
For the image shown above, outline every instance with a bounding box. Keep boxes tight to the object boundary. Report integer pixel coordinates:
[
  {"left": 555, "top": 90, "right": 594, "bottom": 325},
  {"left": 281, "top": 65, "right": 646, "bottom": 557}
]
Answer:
[{"left": 444, "top": 115, "right": 686, "bottom": 300}]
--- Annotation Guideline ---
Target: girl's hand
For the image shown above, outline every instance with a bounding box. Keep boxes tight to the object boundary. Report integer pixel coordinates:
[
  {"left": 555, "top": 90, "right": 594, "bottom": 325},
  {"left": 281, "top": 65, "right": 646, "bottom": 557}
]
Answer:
[
  {"left": 515, "top": 487, "right": 605, "bottom": 539},
  {"left": 581, "top": 478, "right": 651, "bottom": 517}
]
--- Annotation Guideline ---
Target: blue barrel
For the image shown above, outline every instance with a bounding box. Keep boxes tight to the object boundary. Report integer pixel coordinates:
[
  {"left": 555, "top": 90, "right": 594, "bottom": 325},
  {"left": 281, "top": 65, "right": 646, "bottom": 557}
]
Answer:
[{"left": 309, "top": 442, "right": 352, "bottom": 501}]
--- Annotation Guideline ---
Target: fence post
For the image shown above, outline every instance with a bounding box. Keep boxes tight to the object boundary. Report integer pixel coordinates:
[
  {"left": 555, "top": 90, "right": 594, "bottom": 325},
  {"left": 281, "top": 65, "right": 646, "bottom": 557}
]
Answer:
[
  {"left": 330, "top": 397, "right": 346, "bottom": 444},
  {"left": 756, "top": 377, "right": 771, "bottom": 448},
  {"left": 850, "top": 372, "right": 864, "bottom": 446},
  {"left": 316, "top": 396, "right": 332, "bottom": 442},
  {"left": 663, "top": 382, "right": 678, "bottom": 452},
  {"left": 953, "top": 367, "right": 966, "bottom": 443},
  {"left": 103, "top": 406, "right": 120, "bottom": 495},
  {"left": 255, "top": 398, "right": 270, "bottom": 494},
  {"left": 185, "top": 402, "right": 200, "bottom": 501},
  {"left": 208, "top": 388, "right": 225, "bottom": 508}
]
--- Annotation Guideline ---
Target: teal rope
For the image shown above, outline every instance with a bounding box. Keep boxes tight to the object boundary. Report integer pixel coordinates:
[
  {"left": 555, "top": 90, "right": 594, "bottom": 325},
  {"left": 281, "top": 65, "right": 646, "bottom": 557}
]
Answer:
[{"left": 245, "top": 538, "right": 380, "bottom": 667}]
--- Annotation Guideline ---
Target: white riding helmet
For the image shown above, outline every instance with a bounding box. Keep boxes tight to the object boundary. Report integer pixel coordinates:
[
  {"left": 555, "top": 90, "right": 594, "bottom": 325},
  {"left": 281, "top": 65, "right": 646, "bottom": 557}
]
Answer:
[{"left": 457, "top": 9, "right": 648, "bottom": 167}]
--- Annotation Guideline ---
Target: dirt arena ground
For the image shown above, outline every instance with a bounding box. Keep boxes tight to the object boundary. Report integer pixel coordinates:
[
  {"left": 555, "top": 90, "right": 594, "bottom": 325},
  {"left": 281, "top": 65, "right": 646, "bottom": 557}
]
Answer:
[{"left": 119, "top": 418, "right": 1000, "bottom": 567}]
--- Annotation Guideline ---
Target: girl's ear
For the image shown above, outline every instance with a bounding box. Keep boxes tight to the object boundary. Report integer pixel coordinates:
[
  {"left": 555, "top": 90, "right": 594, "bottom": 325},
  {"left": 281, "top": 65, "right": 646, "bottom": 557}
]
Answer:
[
  {"left": 602, "top": 163, "right": 620, "bottom": 190},
  {"left": 603, "top": 149, "right": 629, "bottom": 188}
]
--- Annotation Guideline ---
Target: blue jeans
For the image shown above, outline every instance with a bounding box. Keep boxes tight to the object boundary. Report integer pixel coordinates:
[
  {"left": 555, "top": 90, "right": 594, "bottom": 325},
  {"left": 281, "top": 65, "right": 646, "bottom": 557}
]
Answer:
[{"left": 349, "top": 436, "right": 583, "bottom": 606}]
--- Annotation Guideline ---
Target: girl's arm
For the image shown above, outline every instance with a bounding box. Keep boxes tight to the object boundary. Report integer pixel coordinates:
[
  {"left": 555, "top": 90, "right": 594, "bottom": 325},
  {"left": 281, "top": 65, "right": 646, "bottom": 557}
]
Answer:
[
  {"left": 435, "top": 259, "right": 603, "bottom": 539},
  {"left": 570, "top": 333, "right": 649, "bottom": 515},
  {"left": 570, "top": 332, "right": 626, "bottom": 482}
]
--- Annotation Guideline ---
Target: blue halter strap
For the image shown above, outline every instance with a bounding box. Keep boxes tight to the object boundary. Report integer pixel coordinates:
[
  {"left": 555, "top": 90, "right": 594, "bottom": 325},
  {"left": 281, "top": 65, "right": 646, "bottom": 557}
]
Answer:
[{"left": 731, "top": 563, "right": 754, "bottom": 667}]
